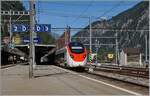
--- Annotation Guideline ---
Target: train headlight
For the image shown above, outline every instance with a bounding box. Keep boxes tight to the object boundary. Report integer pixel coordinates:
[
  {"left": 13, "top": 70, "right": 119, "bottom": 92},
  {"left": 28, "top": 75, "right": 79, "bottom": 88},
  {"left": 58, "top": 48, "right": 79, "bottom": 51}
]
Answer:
[
  {"left": 70, "top": 54, "right": 74, "bottom": 59},
  {"left": 83, "top": 55, "right": 86, "bottom": 58}
]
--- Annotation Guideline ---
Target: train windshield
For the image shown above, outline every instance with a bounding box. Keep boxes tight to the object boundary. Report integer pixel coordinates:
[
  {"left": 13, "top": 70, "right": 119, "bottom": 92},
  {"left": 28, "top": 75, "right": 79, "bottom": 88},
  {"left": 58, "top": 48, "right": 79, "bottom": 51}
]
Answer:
[{"left": 69, "top": 42, "right": 84, "bottom": 54}]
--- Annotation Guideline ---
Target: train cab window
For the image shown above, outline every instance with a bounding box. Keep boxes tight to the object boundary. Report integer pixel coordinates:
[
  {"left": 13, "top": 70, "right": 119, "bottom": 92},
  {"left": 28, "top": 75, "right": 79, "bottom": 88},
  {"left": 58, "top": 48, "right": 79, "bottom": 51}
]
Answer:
[{"left": 69, "top": 42, "right": 84, "bottom": 54}]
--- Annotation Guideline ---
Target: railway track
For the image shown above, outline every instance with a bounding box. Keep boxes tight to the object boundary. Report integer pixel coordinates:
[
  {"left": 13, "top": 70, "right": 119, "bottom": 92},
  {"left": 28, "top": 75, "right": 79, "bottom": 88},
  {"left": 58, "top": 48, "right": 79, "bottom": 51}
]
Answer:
[
  {"left": 83, "top": 64, "right": 149, "bottom": 87},
  {"left": 79, "top": 72, "right": 149, "bottom": 94},
  {"left": 57, "top": 63, "right": 149, "bottom": 79},
  {"left": 56, "top": 63, "right": 148, "bottom": 87},
  {"left": 91, "top": 65, "right": 149, "bottom": 79},
  {"left": 55, "top": 64, "right": 148, "bottom": 95}
]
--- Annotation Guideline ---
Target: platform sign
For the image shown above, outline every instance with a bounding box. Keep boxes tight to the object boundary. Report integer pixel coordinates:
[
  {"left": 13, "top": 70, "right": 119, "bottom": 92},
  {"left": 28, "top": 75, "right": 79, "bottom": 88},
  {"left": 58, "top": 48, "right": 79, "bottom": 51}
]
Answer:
[
  {"left": 35, "top": 24, "right": 51, "bottom": 32},
  {"left": 107, "top": 54, "right": 114, "bottom": 59},
  {"left": 22, "top": 25, "right": 29, "bottom": 32},
  {"left": 12, "top": 24, "right": 29, "bottom": 32},
  {"left": 12, "top": 24, "right": 51, "bottom": 32},
  {"left": 23, "top": 36, "right": 41, "bottom": 44},
  {"left": 12, "top": 35, "right": 21, "bottom": 44}
]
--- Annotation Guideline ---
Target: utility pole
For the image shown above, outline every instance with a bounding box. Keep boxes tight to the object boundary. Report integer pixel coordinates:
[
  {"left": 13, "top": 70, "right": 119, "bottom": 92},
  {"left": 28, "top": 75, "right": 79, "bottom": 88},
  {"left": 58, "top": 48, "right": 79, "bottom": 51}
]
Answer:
[
  {"left": 68, "top": 26, "right": 71, "bottom": 42},
  {"left": 95, "top": 39, "right": 99, "bottom": 65},
  {"left": 33, "top": 1, "right": 36, "bottom": 69},
  {"left": 116, "top": 31, "right": 118, "bottom": 65},
  {"left": 89, "top": 16, "right": 92, "bottom": 53},
  {"left": 9, "top": 10, "right": 12, "bottom": 45},
  {"left": 145, "top": 34, "right": 148, "bottom": 62},
  {"left": 148, "top": 29, "right": 150, "bottom": 67},
  {"left": 88, "top": 16, "right": 93, "bottom": 72},
  {"left": 29, "top": 0, "right": 35, "bottom": 78}
]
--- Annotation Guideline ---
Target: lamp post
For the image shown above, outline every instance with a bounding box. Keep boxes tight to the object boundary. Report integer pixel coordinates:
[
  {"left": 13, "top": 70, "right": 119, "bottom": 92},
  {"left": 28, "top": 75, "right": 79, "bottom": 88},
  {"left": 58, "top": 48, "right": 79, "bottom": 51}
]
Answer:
[
  {"left": 115, "top": 31, "right": 118, "bottom": 65},
  {"left": 95, "top": 39, "right": 98, "bottom": 65},
  {"left": 145, "top": 34, "right": 148, "bottom": 62},
  {"left": 9, "top": 10, "right": 12, "bottom": 45},
  {"left": 95, "top": 39, "right": 100, "bottom": 66}
]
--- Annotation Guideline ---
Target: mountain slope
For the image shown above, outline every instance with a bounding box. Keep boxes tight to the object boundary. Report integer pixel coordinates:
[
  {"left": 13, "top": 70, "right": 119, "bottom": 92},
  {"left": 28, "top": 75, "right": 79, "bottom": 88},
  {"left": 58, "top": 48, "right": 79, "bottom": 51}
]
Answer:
[{"left": 73, "top": 1, "right": 149, "bottom": 53}]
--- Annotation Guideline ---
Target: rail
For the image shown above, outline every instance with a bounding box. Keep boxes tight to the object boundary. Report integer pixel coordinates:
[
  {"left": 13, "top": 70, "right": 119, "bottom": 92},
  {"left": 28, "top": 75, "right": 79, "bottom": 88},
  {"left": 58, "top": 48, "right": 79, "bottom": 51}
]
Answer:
[{"left": 86, "top": 64, "right": 149, "bottom": 79}]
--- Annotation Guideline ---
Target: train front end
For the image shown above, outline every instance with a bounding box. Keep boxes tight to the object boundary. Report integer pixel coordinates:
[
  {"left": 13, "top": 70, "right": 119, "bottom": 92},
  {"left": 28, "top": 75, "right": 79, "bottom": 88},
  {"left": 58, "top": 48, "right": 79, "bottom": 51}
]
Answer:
[{"left": 66, "top": 42, "right": 87, "bottom": 67}]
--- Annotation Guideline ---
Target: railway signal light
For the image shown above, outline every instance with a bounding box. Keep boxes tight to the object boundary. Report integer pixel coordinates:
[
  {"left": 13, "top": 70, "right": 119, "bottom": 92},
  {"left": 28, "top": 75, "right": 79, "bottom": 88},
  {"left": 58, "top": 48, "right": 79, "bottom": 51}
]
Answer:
[{"left": 89, "top": 54, "right": 92, "bottom": 64}]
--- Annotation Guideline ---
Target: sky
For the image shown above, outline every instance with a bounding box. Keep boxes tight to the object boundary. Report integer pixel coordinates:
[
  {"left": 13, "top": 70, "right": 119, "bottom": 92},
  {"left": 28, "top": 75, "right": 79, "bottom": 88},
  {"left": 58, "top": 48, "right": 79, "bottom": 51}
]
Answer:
[{"left": 22, "top": 0, "right": 142, "bottom": 35}]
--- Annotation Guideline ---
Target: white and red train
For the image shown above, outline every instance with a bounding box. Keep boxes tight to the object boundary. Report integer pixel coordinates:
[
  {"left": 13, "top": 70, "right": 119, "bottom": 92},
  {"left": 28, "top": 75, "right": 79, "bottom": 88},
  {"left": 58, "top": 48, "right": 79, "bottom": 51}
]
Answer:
[{"left": 55, "top": 42, "right": 87, "bottom": 67}]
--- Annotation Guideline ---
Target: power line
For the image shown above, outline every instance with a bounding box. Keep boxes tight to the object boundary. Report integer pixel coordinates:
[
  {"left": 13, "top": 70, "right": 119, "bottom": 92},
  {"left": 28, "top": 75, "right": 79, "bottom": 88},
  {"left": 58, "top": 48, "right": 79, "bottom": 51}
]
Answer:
[
  {"left": 39, "top": 1, "right": 138, "bottom": 7},
  {"left": 72, "top": 0, "right": 94, "bottom": 26},
  {"left": 35, "top": 1, "right": 131, "bottom": 27},
  {"left": 38, "top": 9, "right": 109, "bottom": 18},
  {"left": 38, "top": 1, "right": 123, "bottom": 20},
  {"left": 39, "top": 10, "right": 90, "bottom": 18},
  {"left": 37, "top": 1, "right": 96, "bottom": 26},
  {"left": 97, "top": 1, "right": 123, "bottom": 19},
  {"left": 38, "top": 10, "right": 109, "bottom": 20},
  {"left": 44, "top": 1, "right": 95, "bottom": 7}
]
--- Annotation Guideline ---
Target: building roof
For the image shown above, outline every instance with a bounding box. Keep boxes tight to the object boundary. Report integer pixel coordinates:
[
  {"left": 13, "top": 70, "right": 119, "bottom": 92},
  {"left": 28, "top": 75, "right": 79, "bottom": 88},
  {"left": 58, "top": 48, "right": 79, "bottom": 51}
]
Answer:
[{"left": 123, "top": 48, "right": 140, "bottom": 54}]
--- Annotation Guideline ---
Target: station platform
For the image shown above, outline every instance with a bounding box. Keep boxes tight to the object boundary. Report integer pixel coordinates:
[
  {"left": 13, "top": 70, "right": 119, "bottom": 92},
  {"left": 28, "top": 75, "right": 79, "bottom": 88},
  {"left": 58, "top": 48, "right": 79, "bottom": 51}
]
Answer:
[{"left": 1, "top": 65, "right": 141, "bottom": 95}]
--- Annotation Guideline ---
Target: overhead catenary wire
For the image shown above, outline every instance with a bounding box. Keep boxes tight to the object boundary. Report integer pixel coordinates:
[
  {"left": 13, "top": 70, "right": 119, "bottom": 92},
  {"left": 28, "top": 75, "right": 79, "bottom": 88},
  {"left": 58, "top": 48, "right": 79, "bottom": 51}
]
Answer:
[
  {"left": 40, "top": 1, "right": 138, "bottom": 8},
  {"left": 38, "top": 10, "right": 90, "bottom": 18},
  {"left": 70, "top": 1, "right": 124, "bottom": 29},
  {"left": 37, "top": 1, "right": 125, "bottom": 20},
  {"left": 41, "top": 1, "right": 95, "bottom": 7},
  {"left": 35, "top": 1, "right": 131, "bottom": 25},
  {"left": 71, "top": 0, "right": 94, "bottom": 26},
  {"left": 102, "top": 1, "right": 123, "bottom": 17}
]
